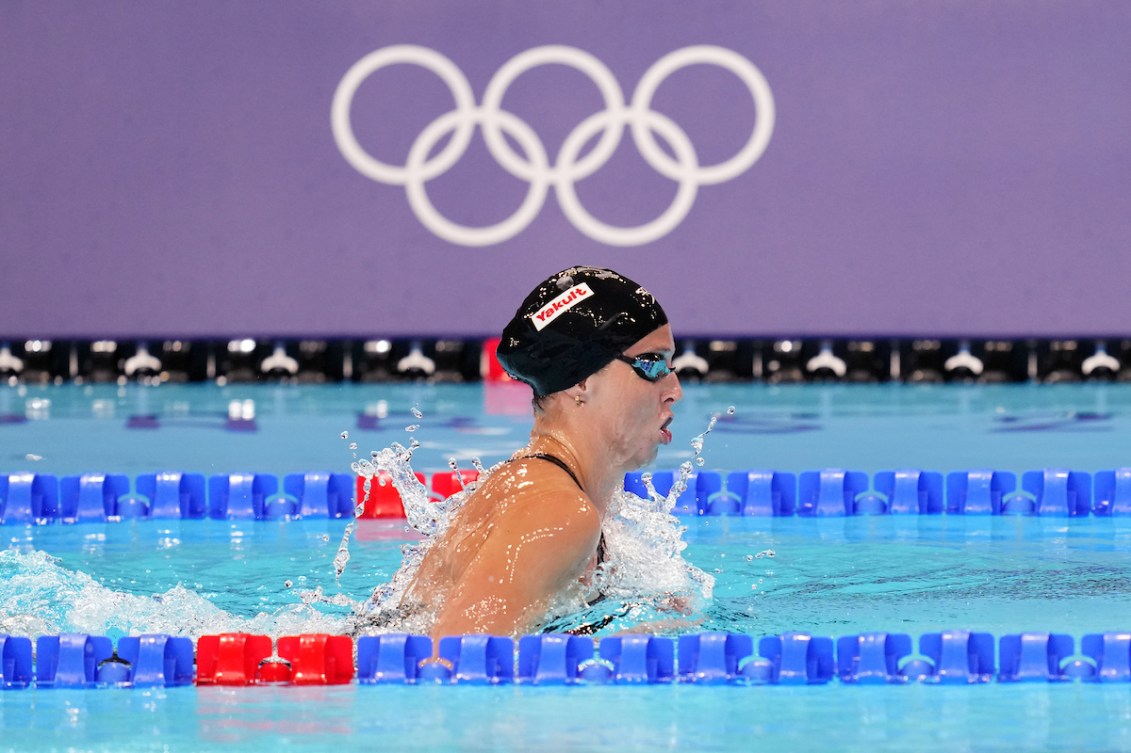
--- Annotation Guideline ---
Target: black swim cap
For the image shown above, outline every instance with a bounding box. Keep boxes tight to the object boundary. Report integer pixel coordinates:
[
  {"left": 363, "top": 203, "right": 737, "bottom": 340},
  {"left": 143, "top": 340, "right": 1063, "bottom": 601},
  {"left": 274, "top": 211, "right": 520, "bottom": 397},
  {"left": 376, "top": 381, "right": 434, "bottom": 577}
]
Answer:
[{"left": 496, "top": 266, "right": 668, "bottom": 397}]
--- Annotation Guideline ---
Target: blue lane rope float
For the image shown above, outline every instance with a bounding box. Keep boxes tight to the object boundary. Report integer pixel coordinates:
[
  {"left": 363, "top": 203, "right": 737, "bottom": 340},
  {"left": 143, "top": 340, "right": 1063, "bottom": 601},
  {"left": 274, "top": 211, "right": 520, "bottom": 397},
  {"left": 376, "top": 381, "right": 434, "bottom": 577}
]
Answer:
[
  {"left": 5, "top": 631, "right": 1131, "bottom": 689},
  {"left": 4, "top": 467, "right": 1131, "bottom": 523}
]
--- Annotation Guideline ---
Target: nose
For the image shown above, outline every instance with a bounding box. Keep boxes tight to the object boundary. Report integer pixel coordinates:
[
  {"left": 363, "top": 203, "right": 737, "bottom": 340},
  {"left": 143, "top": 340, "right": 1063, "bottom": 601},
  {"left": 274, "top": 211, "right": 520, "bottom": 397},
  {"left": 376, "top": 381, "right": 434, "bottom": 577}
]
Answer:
[{"left": 663, "top": 371, "right": 683, "bottom": 404}]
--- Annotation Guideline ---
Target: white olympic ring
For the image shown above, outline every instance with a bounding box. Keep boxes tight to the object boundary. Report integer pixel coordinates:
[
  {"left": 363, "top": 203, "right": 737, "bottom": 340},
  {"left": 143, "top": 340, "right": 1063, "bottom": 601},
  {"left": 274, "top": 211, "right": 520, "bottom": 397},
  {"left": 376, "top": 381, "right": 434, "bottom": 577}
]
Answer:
[{"left": 331, "top": 44, "right": 774, "bottom": 247}]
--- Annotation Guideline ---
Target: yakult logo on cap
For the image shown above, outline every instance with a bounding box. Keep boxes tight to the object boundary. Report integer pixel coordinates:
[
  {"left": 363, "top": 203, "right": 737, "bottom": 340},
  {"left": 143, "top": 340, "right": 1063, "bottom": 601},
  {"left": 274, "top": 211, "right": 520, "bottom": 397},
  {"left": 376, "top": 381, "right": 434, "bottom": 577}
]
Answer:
[{"left": 530, "top": 283, "right": 594, "bottom": 331}]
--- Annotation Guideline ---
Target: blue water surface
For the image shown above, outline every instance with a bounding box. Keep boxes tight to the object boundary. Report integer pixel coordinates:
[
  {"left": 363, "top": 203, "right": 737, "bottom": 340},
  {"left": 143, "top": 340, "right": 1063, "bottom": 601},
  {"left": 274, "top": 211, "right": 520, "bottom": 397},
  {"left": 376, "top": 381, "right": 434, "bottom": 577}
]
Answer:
[
  {"left": 3, "top": 382, "right": 1131, "bottom": 752},
  {"left": 4, "top": 381, "right": 1131, "bottom": 476}
]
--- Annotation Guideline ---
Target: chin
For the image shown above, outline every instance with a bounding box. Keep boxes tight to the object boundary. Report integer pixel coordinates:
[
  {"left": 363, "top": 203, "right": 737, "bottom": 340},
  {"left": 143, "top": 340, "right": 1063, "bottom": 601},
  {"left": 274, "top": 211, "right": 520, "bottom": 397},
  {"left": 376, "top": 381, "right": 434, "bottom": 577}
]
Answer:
[{"left": 622, "top": 454, "right": 655, "bottom": 474}]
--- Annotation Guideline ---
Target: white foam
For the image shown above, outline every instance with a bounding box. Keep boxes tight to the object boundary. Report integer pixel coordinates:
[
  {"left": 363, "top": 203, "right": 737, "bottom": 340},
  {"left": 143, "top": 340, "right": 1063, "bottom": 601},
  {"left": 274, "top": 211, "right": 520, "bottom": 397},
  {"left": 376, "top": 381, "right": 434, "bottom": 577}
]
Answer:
[
  {"left": 351, "top": 441, "right": 713, "bottom": 636},
  {"left": 0, "top": 549, "right": 347, "bottom": 640}
]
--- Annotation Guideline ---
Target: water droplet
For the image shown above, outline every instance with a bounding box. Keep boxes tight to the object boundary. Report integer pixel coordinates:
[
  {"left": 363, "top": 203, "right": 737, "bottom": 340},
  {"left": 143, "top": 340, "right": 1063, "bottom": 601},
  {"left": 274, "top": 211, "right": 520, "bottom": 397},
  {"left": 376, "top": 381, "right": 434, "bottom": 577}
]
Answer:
[
  {"left": 349, "top": 442, "right": 358, "bottom": 450},
  {"left": 405, "top": 424, "right": 419, "bottom": 433},
  {"left": 745, "top": 554, "right": 754, "bottom": 562},
  {"left": 726, "top": 406, "right": 735, "bottom": 415},
  {"left": 695, "top": 456, "right": 705, "bottom": 467},
  {"left": 333, "top": 548, "right": 350, "bottom": 577},
  {"left": 411, "top": 406, "right": 423, "bottom": 419},
  {"left": 284, "top": 580, "right": 293, "bottom": 588},
  {"left": 340, "top": 431, "right": 350, "bottom": 440},
  {"left": 321, "top": 534, "right": 329, "bottom": 543},
  {"left": 448, "top": 457, "right": 458, "bottom": 470}
]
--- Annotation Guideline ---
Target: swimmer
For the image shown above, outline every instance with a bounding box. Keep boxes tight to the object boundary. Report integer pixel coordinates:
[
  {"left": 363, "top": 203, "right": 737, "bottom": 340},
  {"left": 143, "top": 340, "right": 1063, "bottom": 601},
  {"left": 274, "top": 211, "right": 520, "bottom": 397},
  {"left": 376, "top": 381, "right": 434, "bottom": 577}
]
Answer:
[{"left": 399, "top": 266, "right": 682, "bottom": 639}]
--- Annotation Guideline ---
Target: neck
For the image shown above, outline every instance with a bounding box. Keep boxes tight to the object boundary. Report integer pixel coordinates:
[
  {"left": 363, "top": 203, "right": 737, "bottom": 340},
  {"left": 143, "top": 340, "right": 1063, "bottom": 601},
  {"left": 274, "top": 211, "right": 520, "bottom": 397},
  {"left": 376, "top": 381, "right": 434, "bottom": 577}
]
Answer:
[{"left": 526, "top": 427, "right": 621, "bottom": 514}]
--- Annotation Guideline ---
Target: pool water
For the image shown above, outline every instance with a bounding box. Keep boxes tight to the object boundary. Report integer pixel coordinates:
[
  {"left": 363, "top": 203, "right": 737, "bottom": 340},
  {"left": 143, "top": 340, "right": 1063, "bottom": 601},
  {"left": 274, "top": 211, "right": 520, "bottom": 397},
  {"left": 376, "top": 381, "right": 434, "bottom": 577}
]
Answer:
[
  {"left": 5, "top": 380, "right": 1131, "bottom": 475},
  {"left": 5, "top": 681, "right": 1131, "bottom": 753},
  {"left": 3, "top": 381, "right": 1131, "bottom": 752},
  {"left": 6, "top": 516, "right": 1131, "bottom": 644}
]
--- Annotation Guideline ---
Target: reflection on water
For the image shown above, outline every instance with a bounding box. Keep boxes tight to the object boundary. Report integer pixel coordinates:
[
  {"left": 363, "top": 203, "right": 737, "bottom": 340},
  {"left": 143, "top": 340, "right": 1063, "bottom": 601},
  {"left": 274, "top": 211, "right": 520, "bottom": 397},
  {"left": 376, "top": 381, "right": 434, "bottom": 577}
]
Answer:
[{"left": 7, "top": 381, "right": 1131, "bottom": 475}]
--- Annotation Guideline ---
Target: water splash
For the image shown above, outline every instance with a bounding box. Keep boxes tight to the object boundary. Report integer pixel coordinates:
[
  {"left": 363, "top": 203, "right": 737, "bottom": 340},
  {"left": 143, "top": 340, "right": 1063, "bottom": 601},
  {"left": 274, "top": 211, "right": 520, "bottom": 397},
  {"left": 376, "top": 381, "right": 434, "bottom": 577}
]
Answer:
[
  {"left": 347, "top": 441, "right": 469, "bottom": 635},
  {"left": 6, "top": 393, "right": 732, "bottom": 641},
  {"left": 339, "top": 438, "right": 430, "bottom": 587},
  {"left": 0, "top": 549, "right": 345, "bottom": 641},
  {"left": 537, "top": 480, "right": 715, "bottom": 635},
  {"left": 332, "top": 522, "right": 355, "bottom": 578},
  {"left": 348, "top": 436, "right": 713, "bottom": 637},
  {"left": 690, "top": 410, "right": 726, "bottom": 468},
  {"left": 602, "top": 487, "right": 712, "bottom": 596}
]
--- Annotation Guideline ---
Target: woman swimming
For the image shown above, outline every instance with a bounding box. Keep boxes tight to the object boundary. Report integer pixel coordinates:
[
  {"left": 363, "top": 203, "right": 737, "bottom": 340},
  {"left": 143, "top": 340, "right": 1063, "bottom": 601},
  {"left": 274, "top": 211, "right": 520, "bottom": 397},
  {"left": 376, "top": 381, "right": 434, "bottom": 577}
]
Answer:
[{"left": 398, "top": 266, "right": 683, "bottom": 639}]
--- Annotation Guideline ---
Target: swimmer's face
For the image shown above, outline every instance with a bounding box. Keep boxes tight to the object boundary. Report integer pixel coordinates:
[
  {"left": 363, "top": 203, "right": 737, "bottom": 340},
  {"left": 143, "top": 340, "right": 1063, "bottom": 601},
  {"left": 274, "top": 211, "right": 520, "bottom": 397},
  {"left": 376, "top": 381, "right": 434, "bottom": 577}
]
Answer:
[{"left": 590, "top": 324, "right": 681, "bottom": 470}]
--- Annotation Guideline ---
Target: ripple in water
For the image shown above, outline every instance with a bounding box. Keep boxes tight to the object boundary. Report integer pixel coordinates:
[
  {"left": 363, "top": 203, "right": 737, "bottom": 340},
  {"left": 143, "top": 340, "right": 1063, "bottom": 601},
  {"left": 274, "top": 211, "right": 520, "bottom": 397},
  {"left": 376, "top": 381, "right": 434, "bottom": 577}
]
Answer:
[{"left": 0, "top": 414, "right": 719, "bottom": 641}]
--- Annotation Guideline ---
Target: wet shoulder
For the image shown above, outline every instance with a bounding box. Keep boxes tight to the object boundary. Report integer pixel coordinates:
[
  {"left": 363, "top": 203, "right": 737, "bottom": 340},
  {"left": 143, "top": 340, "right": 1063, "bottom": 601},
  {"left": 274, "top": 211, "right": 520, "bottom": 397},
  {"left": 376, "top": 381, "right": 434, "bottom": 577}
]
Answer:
[{"left": 481, "top": 457, "right": 597, "bottom": 524}]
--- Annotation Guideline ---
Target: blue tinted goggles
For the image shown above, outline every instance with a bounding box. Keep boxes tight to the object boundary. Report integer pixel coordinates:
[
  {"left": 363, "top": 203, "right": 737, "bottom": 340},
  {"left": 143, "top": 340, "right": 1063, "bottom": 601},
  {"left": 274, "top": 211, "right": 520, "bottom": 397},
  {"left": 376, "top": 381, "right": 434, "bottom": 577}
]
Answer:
[{"left": 615, "top": 352, "right": 673, "bottom": 382}]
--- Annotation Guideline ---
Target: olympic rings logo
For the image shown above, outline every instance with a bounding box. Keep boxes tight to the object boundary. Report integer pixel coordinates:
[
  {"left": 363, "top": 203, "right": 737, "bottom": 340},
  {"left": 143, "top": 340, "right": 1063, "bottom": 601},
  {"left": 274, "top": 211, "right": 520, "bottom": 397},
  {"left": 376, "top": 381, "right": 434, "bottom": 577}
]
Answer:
[{"left": 331, "top": 45, "right": 774, "bottom": 247}]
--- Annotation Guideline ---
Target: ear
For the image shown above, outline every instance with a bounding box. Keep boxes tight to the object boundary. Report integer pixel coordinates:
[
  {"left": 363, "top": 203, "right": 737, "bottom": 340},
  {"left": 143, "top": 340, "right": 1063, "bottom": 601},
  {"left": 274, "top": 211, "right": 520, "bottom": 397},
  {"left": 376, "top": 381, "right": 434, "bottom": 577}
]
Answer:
[{"left": 564, "top": 378, "right": 589, "bottom": 404}]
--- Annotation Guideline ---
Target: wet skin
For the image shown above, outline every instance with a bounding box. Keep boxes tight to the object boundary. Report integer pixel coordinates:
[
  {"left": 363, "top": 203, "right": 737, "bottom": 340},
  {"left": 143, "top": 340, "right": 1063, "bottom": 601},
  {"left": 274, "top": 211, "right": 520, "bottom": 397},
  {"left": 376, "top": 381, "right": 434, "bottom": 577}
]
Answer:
[{"left": 402, "top": 325, "right": 682, "bottom": 640}]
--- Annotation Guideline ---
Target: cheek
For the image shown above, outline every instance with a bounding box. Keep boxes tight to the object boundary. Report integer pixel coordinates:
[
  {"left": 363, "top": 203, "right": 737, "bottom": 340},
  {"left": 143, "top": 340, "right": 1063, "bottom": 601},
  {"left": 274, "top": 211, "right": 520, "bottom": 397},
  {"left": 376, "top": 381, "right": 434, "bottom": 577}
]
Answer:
[
  {"left": 599, "top": 381, "right": 658, "bottom": 438},
  {"left": 630, "top": 393, "right": 659, "bottom": 433}
]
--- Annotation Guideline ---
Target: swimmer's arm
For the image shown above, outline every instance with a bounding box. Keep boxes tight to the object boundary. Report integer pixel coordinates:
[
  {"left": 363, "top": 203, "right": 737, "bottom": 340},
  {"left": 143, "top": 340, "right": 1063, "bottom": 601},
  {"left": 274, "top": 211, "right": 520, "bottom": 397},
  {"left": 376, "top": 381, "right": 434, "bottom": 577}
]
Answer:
[{"left": 428, "top": 500, "right": 600, "bottom": 640}]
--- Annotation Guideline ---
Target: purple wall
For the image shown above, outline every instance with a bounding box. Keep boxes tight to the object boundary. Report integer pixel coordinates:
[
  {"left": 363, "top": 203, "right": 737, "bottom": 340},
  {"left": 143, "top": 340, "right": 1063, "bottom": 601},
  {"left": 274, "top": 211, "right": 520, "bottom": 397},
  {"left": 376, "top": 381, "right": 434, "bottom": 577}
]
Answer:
[{"left": 2, "top": 1, "right": 1129, "bottom": 339}]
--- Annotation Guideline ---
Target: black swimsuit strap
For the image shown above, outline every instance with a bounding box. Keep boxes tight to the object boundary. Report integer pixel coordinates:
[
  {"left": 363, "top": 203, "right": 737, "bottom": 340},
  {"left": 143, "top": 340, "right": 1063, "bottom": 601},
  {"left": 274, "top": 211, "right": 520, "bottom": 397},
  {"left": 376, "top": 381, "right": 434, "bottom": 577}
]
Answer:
[
  {"left": 522, "top": 451, "right": 607, "bottom": 561},
  {"left": 520, "top": 452, "right": 611, "bottom": 626},
  {"left": 522, "top": 452, "right": 583, "bottom": 490}
]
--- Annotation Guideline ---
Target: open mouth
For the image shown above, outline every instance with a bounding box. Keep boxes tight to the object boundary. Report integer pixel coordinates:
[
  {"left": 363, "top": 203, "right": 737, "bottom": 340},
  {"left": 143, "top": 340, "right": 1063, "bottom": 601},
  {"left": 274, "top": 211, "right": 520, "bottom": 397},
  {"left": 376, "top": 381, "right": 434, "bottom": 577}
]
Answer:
[{"left": 660, "top": 416, "right": 673, "bottom": 444}]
